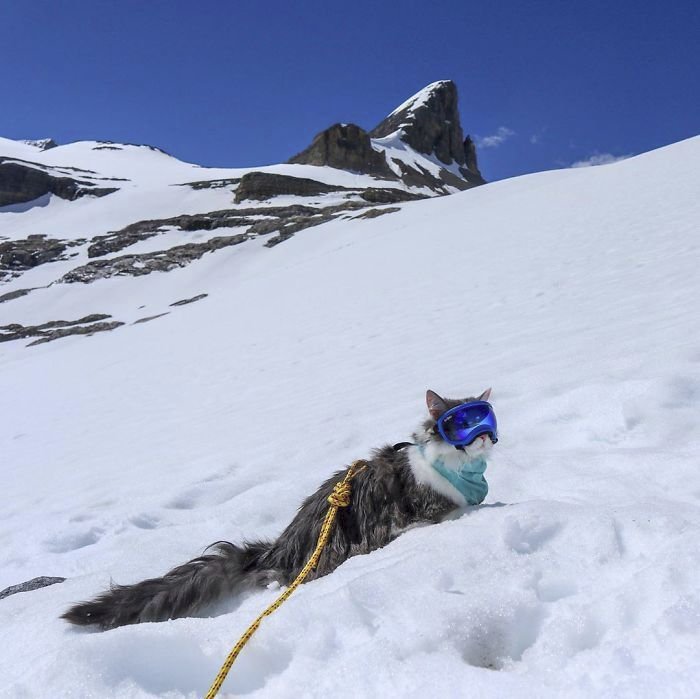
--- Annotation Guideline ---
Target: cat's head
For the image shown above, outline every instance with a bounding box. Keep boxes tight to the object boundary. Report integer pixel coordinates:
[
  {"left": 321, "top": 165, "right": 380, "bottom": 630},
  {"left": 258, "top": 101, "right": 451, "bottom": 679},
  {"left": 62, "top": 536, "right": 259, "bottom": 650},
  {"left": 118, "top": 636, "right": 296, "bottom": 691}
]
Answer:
[{"left": 413, "top": 388, "right": 495, "bottom": 459}]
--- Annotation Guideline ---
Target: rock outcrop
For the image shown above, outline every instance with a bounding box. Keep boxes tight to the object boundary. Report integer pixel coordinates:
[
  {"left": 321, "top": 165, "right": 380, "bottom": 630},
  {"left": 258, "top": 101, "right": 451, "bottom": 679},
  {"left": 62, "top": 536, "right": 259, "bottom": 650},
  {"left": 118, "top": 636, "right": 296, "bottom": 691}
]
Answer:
[
  {"left": 234, "top": 172, "right": 346, "bottom": 203},
  {"left": 289, "top": 123, "right": 397, "bottom": 179},
  {"left": 359, "top": 187, "right": 425, "bottom": 204},
  {"left": 62, "top": 235, "right": 251, "bottom": 283},
  {"left": 0, "top": 234, "right": 87, "bottom": 281},
  {"left": 20, "top": 139, "right": 58, "bottom": 151},
  {"left": 0, "top": 576, "right": 65, "bottom": 600},
  {"left": 0, "top": 158, "right": 117, "bottom": 207},
  {"left": 0, "top": 315, "right": 120, "bottom": 346},
  {"left": 0, "top": 235, "right": 68, "bottom": 271},
  {"left": 170, "top": 293, "right": 208, "bottom": 307},
  {"left": 0, "top": 287, "right": 34, "bottom": 303}
]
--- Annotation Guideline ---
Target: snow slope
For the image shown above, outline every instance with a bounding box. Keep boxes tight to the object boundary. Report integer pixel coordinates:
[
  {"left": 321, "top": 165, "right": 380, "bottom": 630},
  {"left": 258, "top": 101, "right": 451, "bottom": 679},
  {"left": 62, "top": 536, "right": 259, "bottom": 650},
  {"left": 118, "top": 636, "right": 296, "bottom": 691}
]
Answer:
[
  {"left": 0, "top": 136, "right": 410, "bottom": 245},
  {"left": 1, "top": 136, "right": 699, "bottom": 698}
]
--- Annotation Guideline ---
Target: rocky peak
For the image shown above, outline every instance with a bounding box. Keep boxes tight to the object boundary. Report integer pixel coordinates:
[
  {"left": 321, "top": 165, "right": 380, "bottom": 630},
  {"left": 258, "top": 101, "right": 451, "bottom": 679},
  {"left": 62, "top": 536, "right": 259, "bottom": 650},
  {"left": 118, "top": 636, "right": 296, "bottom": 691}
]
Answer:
[
  {"left": 370, "top": 80, "right": 483, "bottom": 181},
  {"left": 21, "top": 138, "right": 58, "bottom": 151},
  {"left": 288, "top": 80, "right": 484, "bottom": 190},
  {"left": 288, "top": 123, "right": 396, "bottom": 179}
]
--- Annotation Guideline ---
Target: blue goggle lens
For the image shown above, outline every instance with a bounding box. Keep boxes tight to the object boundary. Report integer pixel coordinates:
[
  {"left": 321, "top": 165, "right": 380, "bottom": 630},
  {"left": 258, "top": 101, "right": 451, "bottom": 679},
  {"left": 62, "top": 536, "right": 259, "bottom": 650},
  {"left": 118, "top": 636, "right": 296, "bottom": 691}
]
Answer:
[
  {"left": 441, "top": 404, "right": 489, "bottom": 440},
  {"left": 437, "top": 401, "right": 498, "bottom": 446}
]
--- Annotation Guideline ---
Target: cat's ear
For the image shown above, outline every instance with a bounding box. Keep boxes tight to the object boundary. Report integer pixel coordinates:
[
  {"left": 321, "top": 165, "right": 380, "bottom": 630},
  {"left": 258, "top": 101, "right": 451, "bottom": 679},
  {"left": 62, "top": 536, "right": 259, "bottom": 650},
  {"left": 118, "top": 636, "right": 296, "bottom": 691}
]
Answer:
[
  {"left": 426, "top": 390, "right": 448, "bottom": 420},
  {"left": 478, "top": 387, "right": 492, "bottom": 401}
]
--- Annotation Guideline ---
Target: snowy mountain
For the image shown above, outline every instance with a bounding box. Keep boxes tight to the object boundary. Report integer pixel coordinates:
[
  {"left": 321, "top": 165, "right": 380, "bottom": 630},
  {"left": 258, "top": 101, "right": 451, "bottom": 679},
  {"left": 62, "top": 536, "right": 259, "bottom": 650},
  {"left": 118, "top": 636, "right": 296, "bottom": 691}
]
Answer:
[
  {"left": 0, "top": 81, "right": 485, "bottom": 346},
  {"left": 1, "top": 87, "right": 699, "bottom": 699}
]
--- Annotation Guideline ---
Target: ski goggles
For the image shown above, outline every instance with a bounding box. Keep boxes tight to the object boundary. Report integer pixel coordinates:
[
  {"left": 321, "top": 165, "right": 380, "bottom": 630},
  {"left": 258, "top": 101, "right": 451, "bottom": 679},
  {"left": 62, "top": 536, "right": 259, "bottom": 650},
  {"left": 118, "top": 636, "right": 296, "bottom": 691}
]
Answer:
[{"left": 436, "top": 401, "right": 498, "bottom": 447}]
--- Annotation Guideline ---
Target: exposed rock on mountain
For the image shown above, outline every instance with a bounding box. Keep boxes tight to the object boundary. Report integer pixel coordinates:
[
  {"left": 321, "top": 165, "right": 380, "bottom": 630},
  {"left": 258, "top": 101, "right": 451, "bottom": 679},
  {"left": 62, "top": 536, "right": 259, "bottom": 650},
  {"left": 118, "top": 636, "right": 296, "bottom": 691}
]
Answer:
[
  {"left": 352, "top": 206, "right": 401, "bottom": 219},
  {"left": 0, "top": 235, "right": 68, "bottom": 271},
  {"left": 62, "top": 235, "right": 250, "bottom": 284},
  {"left": 84, "top": 201, "right": 383, "bottom": 262},
  {"left": 0, "top": 315, "right": 120, "bottom": 346},
  {"left": 182, "top": 177, "right": 241, "bottom": 190},
  {"left": 287, "top": 80, "right": 484, "bottom": 194},
  {"left": 86, "top": 212, "right": 257, "bottom": 258},
  {"left": 20, "top": 139, "right": 58, "bottom": 151},
  {"left": 0, "top": 234, "right": 85, "bottom": 280},
  {"left": 370, "top": 80, "right": 484, "bottom": 186},
  {"left": 170, "top": 293, "right": 208, "bottom": 307},
  {"left": 0, "top": 158, "right": 117, "bottom": 207},
  {"left": 289, "top": 123, "right": 397, "bottom": 179},
  {"left": 71, "top": 199, "right": 393, "bottom": 277},
  {"left": 234, "top": 172, "right": 425, "bottom": 205},
  {"left": 359, "top": 188, "right": 424, "bottom": 204},
  {"left": 464, "top": 135, "right": 481, "bottom": 179},
  {"left": 132, "top": 313, "right": 170, "bottom": 325},
  {"left": 0, "top": 287, "right": 34, "bottom": 303},
  {"left": 234, "top": 172, "right": 346, "bottom": 203}
]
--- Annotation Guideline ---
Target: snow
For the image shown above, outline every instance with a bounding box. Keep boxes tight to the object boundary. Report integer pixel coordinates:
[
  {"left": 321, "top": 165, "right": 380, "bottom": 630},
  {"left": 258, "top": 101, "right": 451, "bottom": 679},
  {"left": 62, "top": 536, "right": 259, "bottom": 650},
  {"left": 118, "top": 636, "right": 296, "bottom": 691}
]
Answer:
[
  {"left": 0, "top": 137, "right": 411, "bottom": 194},
  {"left": 1, "top": 136, "right": 700, "bottom": 698},
  {"left": 372, "top": 130, "right": 465, "bottom": 186},
  {"left": 0, "top": 136, "right": 427, "bottom": 248},
  {"left": 0, "top": 135, "right": 44, "bottom": 160}
]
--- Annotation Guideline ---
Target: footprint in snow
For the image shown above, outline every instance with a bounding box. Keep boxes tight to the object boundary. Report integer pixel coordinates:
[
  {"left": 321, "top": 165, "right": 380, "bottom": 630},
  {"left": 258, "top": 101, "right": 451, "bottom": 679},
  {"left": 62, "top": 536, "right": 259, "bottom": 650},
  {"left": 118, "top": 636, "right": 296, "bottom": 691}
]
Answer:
[
  {"left": 457, "top": 602, "right": 547, "bottom": 670},
  {"left": 503, "top": 516, "right": 563, "bottom": 555},
  {"left": 45, "top": 526, "right": 104, "bottom": 553},
  {"left": 128, "top": 513, "right": 160, "bottom": 530},
  {"left": 69, "top": 512, "right": 95, "bottom": 523},
  {"left": 90, "top": 628, "right": 293, "bottom": 696},
  {"left": 164, "top": 472, "right": 265, "bottom": 511},
  {"left": 662, "top": 375, "right": 700, "bottom": 408}
]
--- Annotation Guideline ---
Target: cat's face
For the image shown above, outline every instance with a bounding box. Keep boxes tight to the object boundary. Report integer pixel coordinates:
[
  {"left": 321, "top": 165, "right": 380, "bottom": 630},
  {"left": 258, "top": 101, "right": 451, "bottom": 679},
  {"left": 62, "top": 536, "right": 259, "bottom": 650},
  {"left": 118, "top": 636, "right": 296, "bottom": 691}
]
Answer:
[{"left": 414, "top": 388, "right": 495, "bottom": 459}]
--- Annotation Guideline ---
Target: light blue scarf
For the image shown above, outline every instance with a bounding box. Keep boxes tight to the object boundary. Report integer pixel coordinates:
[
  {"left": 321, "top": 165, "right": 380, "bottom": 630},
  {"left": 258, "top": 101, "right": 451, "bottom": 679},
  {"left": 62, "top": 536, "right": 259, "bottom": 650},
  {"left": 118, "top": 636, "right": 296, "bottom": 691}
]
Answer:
[{"left": 420, "top": 446, "right": 489, "bottom": 505}]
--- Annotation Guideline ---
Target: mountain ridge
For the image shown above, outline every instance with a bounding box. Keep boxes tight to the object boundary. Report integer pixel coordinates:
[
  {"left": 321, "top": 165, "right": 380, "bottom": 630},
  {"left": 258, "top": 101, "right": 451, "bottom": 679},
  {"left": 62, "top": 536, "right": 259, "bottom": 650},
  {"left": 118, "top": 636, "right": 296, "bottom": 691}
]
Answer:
[{"left": 0, "top": 80, "right": 485, "bottom": 320}]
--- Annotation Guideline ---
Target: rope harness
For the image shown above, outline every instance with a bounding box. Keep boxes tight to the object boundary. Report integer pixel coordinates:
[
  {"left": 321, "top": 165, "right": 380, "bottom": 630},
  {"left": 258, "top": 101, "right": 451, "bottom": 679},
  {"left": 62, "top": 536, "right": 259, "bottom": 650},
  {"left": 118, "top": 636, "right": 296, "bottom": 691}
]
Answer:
[{"left": 204, "top": 459, "right": 368, "bottom": 698}]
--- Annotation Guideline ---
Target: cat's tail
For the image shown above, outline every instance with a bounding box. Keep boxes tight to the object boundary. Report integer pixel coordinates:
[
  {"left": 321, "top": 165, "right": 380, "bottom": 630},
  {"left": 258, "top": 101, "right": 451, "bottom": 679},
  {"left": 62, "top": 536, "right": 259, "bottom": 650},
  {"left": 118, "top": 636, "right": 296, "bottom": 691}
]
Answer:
[{"left": 61, "top": 541, "right": 273, "bottom": 630}]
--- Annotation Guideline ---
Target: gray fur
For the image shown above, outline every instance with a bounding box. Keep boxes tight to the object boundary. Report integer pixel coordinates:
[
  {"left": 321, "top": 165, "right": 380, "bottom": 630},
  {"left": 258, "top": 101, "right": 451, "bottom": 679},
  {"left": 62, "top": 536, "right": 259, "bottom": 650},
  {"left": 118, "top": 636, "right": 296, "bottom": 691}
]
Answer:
[{"left": 62, "top": 390, "right": 492, "bottom": 630}]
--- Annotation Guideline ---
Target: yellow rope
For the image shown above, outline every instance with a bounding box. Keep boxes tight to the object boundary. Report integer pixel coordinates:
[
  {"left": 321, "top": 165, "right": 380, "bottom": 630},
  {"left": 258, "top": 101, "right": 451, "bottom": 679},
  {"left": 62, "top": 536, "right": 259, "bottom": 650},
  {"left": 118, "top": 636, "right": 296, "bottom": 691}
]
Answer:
[{"left": 204, "top": 459, "right": 367, "bottom": 699}]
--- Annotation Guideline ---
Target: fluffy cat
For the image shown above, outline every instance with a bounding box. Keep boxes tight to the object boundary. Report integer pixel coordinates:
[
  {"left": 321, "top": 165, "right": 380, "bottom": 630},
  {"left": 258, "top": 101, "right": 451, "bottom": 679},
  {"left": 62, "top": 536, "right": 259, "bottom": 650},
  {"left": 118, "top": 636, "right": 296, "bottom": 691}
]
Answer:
[{"left": 62, "top": 388, "right": 494, "bottom": 630}]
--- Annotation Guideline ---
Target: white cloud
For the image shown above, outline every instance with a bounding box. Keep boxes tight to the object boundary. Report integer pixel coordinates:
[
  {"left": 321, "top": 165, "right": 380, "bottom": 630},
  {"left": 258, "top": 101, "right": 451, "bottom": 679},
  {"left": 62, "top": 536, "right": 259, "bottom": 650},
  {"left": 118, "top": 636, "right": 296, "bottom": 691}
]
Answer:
[
  {"left": 529, "top": 127, "right": 548, "bottom": 145},
  {"left": 476, "top": 127, "right": 515, "bottom": 148},
  {"left": 570, "top": 152, "right": 631, "bottom": 168}
]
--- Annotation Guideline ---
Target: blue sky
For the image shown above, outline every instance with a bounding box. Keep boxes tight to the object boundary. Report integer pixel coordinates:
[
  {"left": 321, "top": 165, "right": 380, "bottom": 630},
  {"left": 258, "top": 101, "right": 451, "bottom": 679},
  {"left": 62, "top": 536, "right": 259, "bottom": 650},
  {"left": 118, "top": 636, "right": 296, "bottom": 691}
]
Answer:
[{"left": 2, "top": 0, "right": 698, "bottom": 181}]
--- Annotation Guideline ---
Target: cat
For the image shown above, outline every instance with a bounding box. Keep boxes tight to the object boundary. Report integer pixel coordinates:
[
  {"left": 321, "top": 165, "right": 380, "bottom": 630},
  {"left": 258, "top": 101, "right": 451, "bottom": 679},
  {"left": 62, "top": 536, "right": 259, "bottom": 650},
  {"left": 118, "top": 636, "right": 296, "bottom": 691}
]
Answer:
[{"left": 62, "top": 388, "right": 494, "bottom": 630}]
